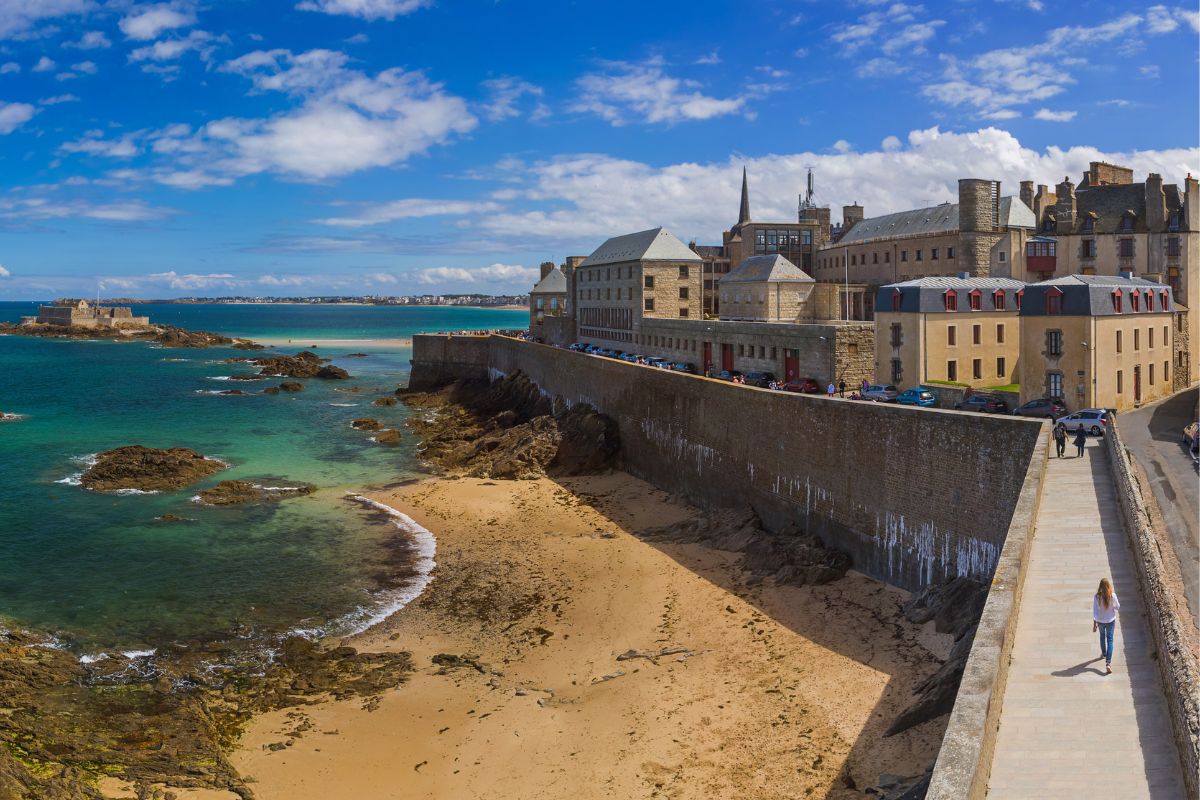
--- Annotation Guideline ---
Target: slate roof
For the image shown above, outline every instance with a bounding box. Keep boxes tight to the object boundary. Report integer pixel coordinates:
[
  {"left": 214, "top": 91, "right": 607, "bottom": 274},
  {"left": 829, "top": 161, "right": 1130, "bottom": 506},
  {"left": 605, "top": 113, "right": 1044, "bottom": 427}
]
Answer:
[
  {"left": 581, "top": 227, "right": 702, "bottom": 266},
  {"left": 1020, "top": 274, "right": 1175, "bottom": 316},
  {"left": 838, "top": 196, "right": 1035, "bottom": 246},
  {"left": 530, "top": 267, "right": 566, "bottom": 294},
  {"left": 721, "top": 254, "right": 814, "bottom": 284},
  {"left": 1063, "top": 183, "right": 1186, "bottom": 235},
  {"left": 876, "top": 276, "right": 1025, "bottom": 313}
]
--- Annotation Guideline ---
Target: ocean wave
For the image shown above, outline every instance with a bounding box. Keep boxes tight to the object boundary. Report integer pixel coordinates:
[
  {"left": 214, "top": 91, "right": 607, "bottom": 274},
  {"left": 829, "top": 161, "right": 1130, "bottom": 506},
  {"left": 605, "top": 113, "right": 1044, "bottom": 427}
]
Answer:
[
  {"left": 0, "top": 412, "right": 27, "bottom": 422},
  {"left": 55, "top": 453, "right": 98, "bottom": 486},
  {"left": 79, "top": 648, "right": 156, "bottom": 665},
  {"left": 110, "top": 488, "right": 159, "bottom": 496},
  {"left": 159, "top": 358, "right": 191, "bottom": 363},
  {"left": 329, "top": 403, "right": 359, "bottom": 407}
]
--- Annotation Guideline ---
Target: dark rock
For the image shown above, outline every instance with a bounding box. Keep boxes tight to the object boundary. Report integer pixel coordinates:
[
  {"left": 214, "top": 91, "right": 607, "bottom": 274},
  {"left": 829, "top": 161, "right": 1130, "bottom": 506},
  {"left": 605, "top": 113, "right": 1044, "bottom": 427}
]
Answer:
[
  {"left": 344, "top": 353, "right": 368, "bottom": 357},
  {"left": 195, "top": 480, "right": 316, "bottom": 506},
  {"left": 81, "top": 446, "right": 225, "bottom": 492},
  {"left": 262, "top": 387, "right": 281, "bottom": 395},
  {"left": 372, "top": 396, "right": 399, "bottom": 406},
  {"left": 886, "top": 626, "right": 977, "bottom": 736},
  {"left": 156, "top": 513, "right": 187, "bottom": 523},
  {"left": 250, "top": 351, "right": 352, "bottom": 379},
  {"left": 374, "top": 429, "right": 401, "bottom": 445},
  {"left": 352, "top": 418, "right": 384, "bottom": 431},
  {"left": 279, "top": 382, "right": 304, "bottom": 392},
  {"left": 217, "top": 389, "right": 245, "bottom": 396},
  {"left": 315, "top": 365, "right": 350, "bottom": 380},
  {"left": 902, "top": 576, "right": 988, "bottom": 640}
]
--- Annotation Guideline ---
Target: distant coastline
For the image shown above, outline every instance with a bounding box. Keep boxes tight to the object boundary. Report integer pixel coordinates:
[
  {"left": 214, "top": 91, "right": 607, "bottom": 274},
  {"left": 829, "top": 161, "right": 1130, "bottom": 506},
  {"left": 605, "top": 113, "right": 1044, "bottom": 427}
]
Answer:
[{"left": 41, "top": 295, "right": 531, "bottom": 308}]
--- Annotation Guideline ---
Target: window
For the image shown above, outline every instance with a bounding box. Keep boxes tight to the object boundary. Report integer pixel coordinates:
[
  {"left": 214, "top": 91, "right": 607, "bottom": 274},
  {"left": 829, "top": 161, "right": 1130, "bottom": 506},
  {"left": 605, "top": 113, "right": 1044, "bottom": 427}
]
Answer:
[
  {"left": 901, "top": 250, "right": 908, "bottom": 262},
  {"left": 932, "top": 247, "right": 940, "bottom": 260},
  {"left": 1169, "top": 210, "right": 1181, "bottom": 231},
  {"left": 802, "top": 230, "right": 812, "bottom": 245},
  {"left": 1164, "top": 361, "right": 1170, "bottom": 382},
  {"left": 1163, "top": 325, "right": 1169, "bottom": 344},
  {"left": 969, "top": 290, "right": 982, "bottom": 311},
  {"left": 1149, "top": 363, "right": 1155, "bottom": 385},
  {"left": 944, "top": 290, "right": 958, "bottom": 311},
  {"left": 891, "top": 359, "right": 903, "bottom": 383},
  {"left": 606, "top": 288, "right": 611, "bottom": 300},
  {"left": 1117, "top": 370, "right": 1123, "bottom": 394},
  {"left": 973, "top": 324, "right": 982, "bottom": 344},
  {"left": 535, "top": 297, "right": 544, "bottom": 310},
  {"left": 997, "top": 323, "right": 1005, "bottom": 343},
  {"left": 948, "top": 325, "right": 957, "bottom": 346},
  {"left": 1015, "top": 289, "right": 1023, "bottom": 311},
  {"left": 679, "top": 287, "right": 689, "bottom": 300},
  {"left": 890, "top": 323, "right": 902, "bottom": 347},
  {"left": 1145, "top": 291, "right": 1153, "bottom": 312},
  {"left": 947, "top": 246, "right": 955, "bottom": 259},
  {"left": 1046, "top": 329, "right": 1063, "bottom": 356},
  {"left": 973, "top": 359, "right": 982, "bottom": 379},
  {"left": 644, "top": 298, "right": 655, "bottom": 311},
  {"left": 1112, "top": 289, "right": 1123, "bottom": 313},
  {"left": 885, "top": 251, "right": 891, "bottom": 263},
  {"left": 916, "top": 249, "right": 923, "bottom": 261},
  {"left": 891, "top": 289, "right": 902, "bottom": 312},
  {"left": 1082, "top": 239, "right": 1096, "bottom": 259},
  {"left": 679, "top": 308, "right": 689, "bottom": 318},
  {"left": 873, "top": 252, "right": 879, "bottom": 264},
  {"left": 1167, "top": 237, "right": 1181, "bottom": 257},
  {"left": 999, "top": 251, "right": 1007, "bottom": 262},
  {"left": 678, "top": 265, "right": 689, "bottom": 278},
  {"left": 1116, "top": 330, "right": 1123, "bottom": 353},
  {"left": 1134, "top": 329, "right": 1140, "bottom": 350},
  {"left": 997, "top": 357, "right": 1006, "bottom": 377},
  {"left": 1046, "top": 288, "right": 1062, "bottom": 314},
  {"left": 1131, "top": 291, "right": 1140, "bottom": 312},
  {"left": 644, "top": 275, "right": 655, "bottom": 289},
  {"left": 994, "top": 290, "right": 1006, "bottom": 311},
  {"left": 1119, "top": 214, "right": 1134, "bottom": 232},
  {"left": 1149, "top": 327, "right": 1154, "bottom": 348},
  {"left": 947, "top": 360, "right": 958, "bottom": 381},
  {"left": 1081, "top": 216, "right": 1095, "bottom": 234},
  {"left": 1162, "top": 290, "right": 1170, "bottom": 309},
  {"left": 1119, "top": 238, "right": 1134, "bottom": 258},
  {"left": 1043, "top": 217, "right": 1055, "bottom": 232},
  {"left": 1047, "top": 371, "right": 1063, "bottom": 399}
]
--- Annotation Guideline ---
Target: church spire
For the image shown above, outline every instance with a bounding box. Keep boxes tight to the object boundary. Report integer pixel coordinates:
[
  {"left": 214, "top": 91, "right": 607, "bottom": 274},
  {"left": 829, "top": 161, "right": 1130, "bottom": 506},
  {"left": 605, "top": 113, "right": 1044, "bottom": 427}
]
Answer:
[{"left": 737, "top": 166, "right": 751, "bottom": 226}]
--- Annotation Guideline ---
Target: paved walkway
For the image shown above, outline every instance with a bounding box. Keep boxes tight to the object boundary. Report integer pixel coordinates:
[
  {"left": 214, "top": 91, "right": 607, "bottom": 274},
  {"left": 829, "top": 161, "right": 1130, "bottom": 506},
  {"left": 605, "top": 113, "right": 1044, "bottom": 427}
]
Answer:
[{"left": 988, "top": 437, "right": 1185, "bottom": 799}]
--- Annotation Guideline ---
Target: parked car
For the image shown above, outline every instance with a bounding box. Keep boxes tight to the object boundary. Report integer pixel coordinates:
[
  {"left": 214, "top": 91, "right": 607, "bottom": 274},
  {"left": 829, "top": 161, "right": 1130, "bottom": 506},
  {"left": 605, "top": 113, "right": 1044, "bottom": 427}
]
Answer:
[
  {"left": 1013, "top": 398, "right": 1068, "bottom": 419},
  {"left": 670, "top": 362, "right": 695, "bottom": 373},
  {"left": 1055, "top": 409, "right": 1109, "bottom": 436},
  {"left": 744, "top": 371, "right": 776, "bottom": 388},
  {"left": 716, "top": 370, "right": 745, "bottom": 382},
  {"left": 619, "top": 353, "right": 640, "bottom": 362},
  {"left": 782, "top": 377, "right": 821, "bottom": 394},
  {"left": 954, "top": 395, "right": 1010, "bottom": 414},
  {"left": 896, "top": 387, "right": 937, "bottom": 407},
  {"left": 862, "top": 384, "right": 900, "bottom": 402},
  {"left": 569, "top": 342, "right": 589, "bottom": 352},
  {"left": 645, "top": 357, "right": 670, "bottom": 368}
]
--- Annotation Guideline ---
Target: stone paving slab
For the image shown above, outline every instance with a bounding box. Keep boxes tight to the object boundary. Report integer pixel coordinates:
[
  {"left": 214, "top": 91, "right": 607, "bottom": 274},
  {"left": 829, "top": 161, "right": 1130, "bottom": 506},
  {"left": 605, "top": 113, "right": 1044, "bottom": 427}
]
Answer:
[{"left": 987, "top": 438, "right": 1186, "bottom": 799}]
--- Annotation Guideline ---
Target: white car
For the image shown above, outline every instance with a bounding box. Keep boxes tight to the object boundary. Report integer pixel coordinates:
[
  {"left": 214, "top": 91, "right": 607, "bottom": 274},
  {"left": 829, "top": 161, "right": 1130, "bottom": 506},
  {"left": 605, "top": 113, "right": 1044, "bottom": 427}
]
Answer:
[
  {"left": 1054, "top": 409, "right": 1109, "bottom": 436},
  {"left": 862, "top": 384, "right": 899, "bottom": 402}
]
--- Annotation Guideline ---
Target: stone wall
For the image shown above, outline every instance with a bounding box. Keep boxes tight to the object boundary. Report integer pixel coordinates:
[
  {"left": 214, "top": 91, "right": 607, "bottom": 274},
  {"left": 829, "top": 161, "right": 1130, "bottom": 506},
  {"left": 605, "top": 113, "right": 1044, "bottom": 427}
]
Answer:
[{"left": 411, "top": 334, "right": 1045, "bottom": 591}]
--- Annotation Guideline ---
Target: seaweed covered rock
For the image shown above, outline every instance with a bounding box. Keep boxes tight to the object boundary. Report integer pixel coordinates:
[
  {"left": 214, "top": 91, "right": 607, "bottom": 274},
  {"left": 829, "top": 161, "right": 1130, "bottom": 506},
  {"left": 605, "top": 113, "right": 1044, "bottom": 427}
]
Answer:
[
  {"left": 374, "top": 429, "right": 402, "bottom": 445},
  {"left": 250, "top": 351, "right": 350, "bottom": 380},
  {"left": 81, "top": 446, "right": 225, "bottom": 492},
  {"left": 352, "top": 418, "right": 384, "bottom": 431},
  {"left": 195, "top": 480, "right": 315, "bottom": 506}
]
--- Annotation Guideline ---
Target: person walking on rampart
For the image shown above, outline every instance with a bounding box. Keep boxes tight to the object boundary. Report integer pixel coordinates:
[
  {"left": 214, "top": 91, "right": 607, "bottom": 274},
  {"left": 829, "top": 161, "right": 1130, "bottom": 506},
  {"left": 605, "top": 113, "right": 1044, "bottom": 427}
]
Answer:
[
  {"left": 1093, "top": 578, "right": 1120, "bottom": 674},
  {"left": 1073, "top": 426, "right": 1087, "bottom": 458},
  {"left": 826, "top": 382, "right": 836, "bottom": 398},
  {"left": 1053, "top": 423, "right": 1067, "bottom": 458},
  {"left": 838, "top": 380, "right": 846, "bottom": 398}
]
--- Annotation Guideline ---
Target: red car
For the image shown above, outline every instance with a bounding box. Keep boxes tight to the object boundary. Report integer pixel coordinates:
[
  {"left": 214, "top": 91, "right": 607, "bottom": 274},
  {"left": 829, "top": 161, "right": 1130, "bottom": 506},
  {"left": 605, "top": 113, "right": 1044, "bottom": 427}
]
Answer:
[{"left": 783, "top": 378, "right": 821, "bottom": 394}]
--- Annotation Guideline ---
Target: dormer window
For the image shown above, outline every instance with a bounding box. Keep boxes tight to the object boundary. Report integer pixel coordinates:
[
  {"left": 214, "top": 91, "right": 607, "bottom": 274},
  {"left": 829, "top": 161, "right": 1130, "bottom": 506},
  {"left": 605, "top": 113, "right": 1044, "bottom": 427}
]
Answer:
[
  {"left": 1119, "top": 214, "right": 1135, "bottom": 232},
  {"left": 1144, "top": 290, "right": 1154, "bottom": 311},
  {"left": 969, "top": 289, "right": 982, "bottom": 311},
  {"left": 1131, "top": 291, "right": 1140, "bottom": 312},
  {"left": 1081, "top": 216, "right": 1095, "bottom": 234},
  {"left": 1161, "top": 290, "right": 1169, "bottom": 309},
  {"left": 891, "top": 288, "right": 902, "bottom": 312},
  {"left": 1015, "top": 288, "right": 1023, "bottom": 311},
  {"left": 1112, "top": 289, "right": 1123, "bottom": 313},
  {"left": 1046, "top": 287, "right": 1063, "bottom": 315},
  {"left": 944, "top": 289, "right": 958, "bottom": 312},
  {"left": 993, "top": 290, "right": 1006, "bottom": 311}
]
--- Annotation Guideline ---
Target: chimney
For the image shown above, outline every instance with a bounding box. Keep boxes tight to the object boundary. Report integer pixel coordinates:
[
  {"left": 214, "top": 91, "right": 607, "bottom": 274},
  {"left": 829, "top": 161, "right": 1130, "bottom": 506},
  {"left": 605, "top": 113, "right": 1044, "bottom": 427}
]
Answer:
[
  {"left": 1119, "top": 270, "right": 1135, "bottom": 280},
  {"left": 1144, "top": 173, "right": 1166, "bottom": 230},
  {"left": 1020, "top": 180, "right": 1035, "bottom": 212},
  {"left": 842, "top": 203, "right": 864, "bottom": 233},
  {"left": 957, "top": 271, "right": 970, "bottom": 280},
  {"left": 1185, "top": 174, "right": 1199, "bottom": 230},
  {"left": 539, "top": 261, "right": 555, "bottom": 280},
  {"left": 1055, "top": 176, "right": 1076, "bottom": 231}
]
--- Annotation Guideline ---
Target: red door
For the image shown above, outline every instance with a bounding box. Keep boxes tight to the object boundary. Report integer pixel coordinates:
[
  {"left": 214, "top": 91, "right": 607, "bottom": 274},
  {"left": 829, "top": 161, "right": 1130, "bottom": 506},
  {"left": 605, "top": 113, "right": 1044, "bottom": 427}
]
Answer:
[
  {"left": 702, "top": 341, "right": 713, "bottom": 373},
  {"left": 721, "top": 343, "right": 733, "bottom": 372},
  {"left": 784, "top": 350, "right": 799, "bottom": 381}
]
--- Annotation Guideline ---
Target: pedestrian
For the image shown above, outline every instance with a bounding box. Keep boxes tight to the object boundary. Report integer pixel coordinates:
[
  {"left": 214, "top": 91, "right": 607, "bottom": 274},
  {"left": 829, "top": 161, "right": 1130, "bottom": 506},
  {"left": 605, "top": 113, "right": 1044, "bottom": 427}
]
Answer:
[
  {"left": 1093, "top": 577, "right": 1120, "bottom": 674},
  {"left": 1053, "top": 423, "right": 1067, "bottom": 458},
  {"left": 826, "top": 382, "right": 836, "bottom": 398},
  {"left": 1073, "top": 425, "right": 1087, "bottom": 458},
  {"left": 838, "top": 380, "right": 846, "bottom": 398},
  {"left": 861, "top": 378, "right": 869, "bottom": 393}
]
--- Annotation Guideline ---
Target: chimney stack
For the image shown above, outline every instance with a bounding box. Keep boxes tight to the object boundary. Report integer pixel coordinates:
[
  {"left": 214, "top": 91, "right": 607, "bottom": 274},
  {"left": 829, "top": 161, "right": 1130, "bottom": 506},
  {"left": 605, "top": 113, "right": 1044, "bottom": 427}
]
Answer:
[
  {"left": 1145, "top": 173, "right": 1166, "bottom": 230},
  {"left": 1055, "top": 176, "right": 1076, "bottom": 232}
]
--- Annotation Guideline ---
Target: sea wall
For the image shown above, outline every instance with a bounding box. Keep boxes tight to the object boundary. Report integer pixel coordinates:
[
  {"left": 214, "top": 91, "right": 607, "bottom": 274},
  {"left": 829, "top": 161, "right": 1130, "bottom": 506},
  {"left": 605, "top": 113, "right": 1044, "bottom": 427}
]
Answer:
[{"left": 411, "top": 334, "right": 1045, "bottom": 591}]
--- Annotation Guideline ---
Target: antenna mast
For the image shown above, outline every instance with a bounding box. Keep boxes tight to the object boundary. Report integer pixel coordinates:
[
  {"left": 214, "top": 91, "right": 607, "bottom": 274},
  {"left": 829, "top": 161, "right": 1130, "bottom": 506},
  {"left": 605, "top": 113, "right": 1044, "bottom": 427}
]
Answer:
[{"left": 797, "top": 166, "right": 816, "bottom": 220}]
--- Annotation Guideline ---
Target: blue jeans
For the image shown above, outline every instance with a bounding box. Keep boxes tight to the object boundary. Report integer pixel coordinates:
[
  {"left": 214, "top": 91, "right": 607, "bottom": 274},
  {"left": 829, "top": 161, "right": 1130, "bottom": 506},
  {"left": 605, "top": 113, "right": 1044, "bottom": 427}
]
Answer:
[{"left": 1098, "top": 621, "right": 1115, "bottom": 663}]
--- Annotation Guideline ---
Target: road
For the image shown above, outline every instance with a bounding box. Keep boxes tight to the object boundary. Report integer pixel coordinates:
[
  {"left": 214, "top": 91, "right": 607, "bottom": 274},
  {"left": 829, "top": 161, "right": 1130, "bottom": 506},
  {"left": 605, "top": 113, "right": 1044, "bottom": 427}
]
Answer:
[{"left": 1119, "top": 388, "right": 1199, "bottom": 632}]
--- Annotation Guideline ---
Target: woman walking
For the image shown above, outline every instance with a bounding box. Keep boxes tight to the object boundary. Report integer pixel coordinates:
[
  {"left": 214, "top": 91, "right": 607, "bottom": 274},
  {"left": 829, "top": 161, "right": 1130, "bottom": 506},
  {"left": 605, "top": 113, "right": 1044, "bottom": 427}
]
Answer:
[
  {"left": 1073, "top": 425, "right": 1087, "bottom": 457},
  {"left": 1093, "top": 578, "right": 1120, "bottom": 674},
  {"left": 1054, "top": 423, "right": 1067, "bottom": 458}
]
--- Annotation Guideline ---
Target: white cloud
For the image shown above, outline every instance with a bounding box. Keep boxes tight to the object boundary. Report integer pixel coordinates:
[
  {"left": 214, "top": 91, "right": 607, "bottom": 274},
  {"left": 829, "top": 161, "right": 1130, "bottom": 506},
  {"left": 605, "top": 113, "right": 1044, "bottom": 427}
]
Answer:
[
  {"left": 129, "top": 29, "right": 224, "bottom": 63},
  {"left": 0, "top": 101, "right": 36, "bottom": 134},
  {"left": 147, "top": 270, "right": 237, "bottom": 289},
  {"left": 694, "top": 51, "right": 721, "bottom": 65},
  {"left": 1033, "top": 108, "right": 1077, "bottom": 122},
  {"left": 1143, "top": 4, "right": 1197, "bottom": 33},
  {"left": 70, "top": 60, "right": 97, "bottom": 74},
  {"left": 0, "top": 0, "right": 93, "bottom": 40},
  {"left": 0, "top": 196, "right": 170, "bottom": 221},
  {"left": 295, "top": 0, "right": 431, "bottom": 20},
  {"left": 119, "top": 3, "right": 197, "bottom": 40},
  {"left": 882, "top": 20, "right": 946, "bottom": 55},
  {"left": 480, "top": 76, "right": 545, "bottom": 122},
  {"left": 979, "top": 109, "right": 1021, "bottom": 120},
  {"left": 465, "top": 128, "right": 1200, "bottom": 247},
  {"left": 0, "top": 265, "right": 10, "bottom": 278},
  {"left": 345, "top": 32, "right": 369, "bottom": 44},
  {"left": 32, "top": 56, "right": 56, "bottom": 72},
  {"left": 315, "top": 198, "right": 502, "bottom": 227},
  {"left": 881, "top": 135, "right": 902, "bottom": 151},
  {"left": 856, "top": 57, "right": 908, "bottom": 78},
  {"left": 0, "top": 62, "right": 18, "bottom": 74},
  {"left": 572, "top": 58, "right": 745, "bottom": 126},
  {"left": 365, "top": 271, "right": 397, "bottom": 284},
  {"left": 60, "top": 131, "right": 141, "bottom": 157},
  {"left": 414, "top": 263, "right": 536, "bottom": 286},
  {"left": 832, "top": 139, "right": 853, "bottom": 154},
  {"left": 65, "top": 30, "right": 111, "bottom": 49},
  {"left": 1097, "top": 98, "right": 1132, "bottom": 108},
  {"left": 257, "top": 274, "right": 311, "bottom": 287},
  {"left": 793, "top": 47, "right": 809, "bottom": 58},
  {"left": 41, "top": 93, "right": 79, "bottom": 105},
  {"left": 1140, "top": 64, "right": 1161, "bottom": 79}
]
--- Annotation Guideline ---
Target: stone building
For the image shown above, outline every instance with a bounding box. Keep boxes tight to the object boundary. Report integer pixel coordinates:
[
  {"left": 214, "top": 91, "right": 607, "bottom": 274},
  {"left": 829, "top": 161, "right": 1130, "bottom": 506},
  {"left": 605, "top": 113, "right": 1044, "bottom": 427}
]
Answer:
[
  {"left": 1018, "top": 274, "right": 1177, "bottom": 412},
  {"left": 718, "top": 254, "right": 815, "bottom": 322},
  {"left": 1018, "top": 163, "right": 1197, "bottom": 384},
  {"left": 722, "top": 168, "right": 830, "bottom": 274},
  {"left": 28, "top": 300, "right": 150, "bottom": 328},
  {"left": 572, "top": 227, "right": 703, "bottom": 347},
  {"left": 814, "top": 180, "right": 1037, "bottom": 315},
  {"left": 528, "top": 261, "right": 568, "bottom": 337},
  {"left": 873, "top": 275, "right": 1024, "bottom": 389},
  {"left": 688, "top": 242, "right": 730, "bottom": 318}
]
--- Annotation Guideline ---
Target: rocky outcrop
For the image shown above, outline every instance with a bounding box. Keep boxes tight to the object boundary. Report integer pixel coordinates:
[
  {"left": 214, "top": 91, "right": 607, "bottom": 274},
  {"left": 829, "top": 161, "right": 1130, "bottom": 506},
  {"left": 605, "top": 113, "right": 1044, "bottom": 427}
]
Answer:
[
  {"left": 0, "top": 321, "right": 260, "bottom": 351},
  {"left": 885, "top": 576, "right": 989, "bottom": 736},
  {"left": 279, "top": 381, "right": 304, "bottom": 392},
  {"left": 195, "top": 480, "right": 315, "bottom": 506},
  {"left": 249, "top": 351, "right": 350, "bottom": 380},
  {"left": 152, "top": 326, "right": 234, "bottom": 349},
  {"left": 352, "top": 418, "right": 384, "bottom": 431},
  {"left": 81, "top": 446, "right": 225, "bottom": 492},
  {"left": 403, "top": 372, "right": 619, "bottom": 480},
  {"left": 217, "top": 389, "right": 245, "bottom": 396},
  {"left": 372, "top": 396, "right": 399, "bottom": 406},
  {"left": 374, "top": 429, "right": 401, "bottom": 445}
]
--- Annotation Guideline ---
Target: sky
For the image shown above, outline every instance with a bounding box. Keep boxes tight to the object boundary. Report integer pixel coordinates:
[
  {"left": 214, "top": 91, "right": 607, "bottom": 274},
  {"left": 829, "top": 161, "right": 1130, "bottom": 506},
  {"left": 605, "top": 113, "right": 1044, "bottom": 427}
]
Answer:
[{"left": 0, "top": 0, "right": 1197, "bottom": 299}]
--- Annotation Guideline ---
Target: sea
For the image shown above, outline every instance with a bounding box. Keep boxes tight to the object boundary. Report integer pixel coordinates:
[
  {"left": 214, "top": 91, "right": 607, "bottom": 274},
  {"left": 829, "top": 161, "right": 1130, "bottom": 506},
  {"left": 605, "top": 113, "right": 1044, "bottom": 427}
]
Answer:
[{"left": 0, "top": 302, "right": 525, "bottom": 660}]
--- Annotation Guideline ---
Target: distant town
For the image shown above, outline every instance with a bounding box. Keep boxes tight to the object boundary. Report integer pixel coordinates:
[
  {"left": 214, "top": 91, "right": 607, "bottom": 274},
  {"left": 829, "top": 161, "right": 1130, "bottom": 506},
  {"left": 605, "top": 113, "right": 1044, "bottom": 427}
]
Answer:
[{"left": 55, "top": 294, "right": 529, "bottom": 307}]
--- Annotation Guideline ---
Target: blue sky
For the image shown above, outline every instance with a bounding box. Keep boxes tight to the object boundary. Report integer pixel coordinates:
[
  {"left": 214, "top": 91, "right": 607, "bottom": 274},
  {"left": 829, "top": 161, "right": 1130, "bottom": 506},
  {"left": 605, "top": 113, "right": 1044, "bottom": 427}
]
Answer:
[{"left": 0, "top": 0, "right": 1197, "bottom": 298}]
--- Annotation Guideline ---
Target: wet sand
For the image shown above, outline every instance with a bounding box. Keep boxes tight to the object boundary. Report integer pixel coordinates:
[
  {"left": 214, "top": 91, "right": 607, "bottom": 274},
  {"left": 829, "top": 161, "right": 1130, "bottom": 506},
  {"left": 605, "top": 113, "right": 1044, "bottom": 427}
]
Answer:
[{"left": 229, "top": 472, "right": 953, "bottom": 799}]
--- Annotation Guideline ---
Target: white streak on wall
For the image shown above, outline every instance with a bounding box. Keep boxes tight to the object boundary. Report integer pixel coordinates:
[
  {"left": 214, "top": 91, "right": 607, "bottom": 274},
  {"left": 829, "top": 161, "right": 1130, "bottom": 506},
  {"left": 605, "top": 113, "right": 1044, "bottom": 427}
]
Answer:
[{"left": 639, "top": 417, "right": 719, "bottom": 474}]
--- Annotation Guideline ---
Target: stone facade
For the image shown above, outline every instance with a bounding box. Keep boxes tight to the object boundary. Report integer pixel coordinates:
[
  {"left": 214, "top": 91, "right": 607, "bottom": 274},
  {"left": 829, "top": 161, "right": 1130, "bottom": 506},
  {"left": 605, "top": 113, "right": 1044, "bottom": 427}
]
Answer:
[
  {"left": 528, "top": 261, "right": 568, "bottom": 337},
  {"left": 32, "top": 300, "right": 150, "bottom": 328}
]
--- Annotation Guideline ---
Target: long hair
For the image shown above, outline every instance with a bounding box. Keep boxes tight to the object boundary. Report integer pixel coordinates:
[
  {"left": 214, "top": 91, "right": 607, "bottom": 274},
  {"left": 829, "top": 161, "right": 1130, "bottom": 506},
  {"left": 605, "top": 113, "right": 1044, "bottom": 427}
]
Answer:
[{"left": 1096, "top": 578, "right": 1114, "bottom": 609}]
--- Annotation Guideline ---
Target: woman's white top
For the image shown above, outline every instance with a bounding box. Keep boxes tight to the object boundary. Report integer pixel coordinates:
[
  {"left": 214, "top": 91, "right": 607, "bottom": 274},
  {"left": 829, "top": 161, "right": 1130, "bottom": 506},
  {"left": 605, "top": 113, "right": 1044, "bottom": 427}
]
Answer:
[{"left": 1093, "top": 593, "right": 1120, "bottom": 623}]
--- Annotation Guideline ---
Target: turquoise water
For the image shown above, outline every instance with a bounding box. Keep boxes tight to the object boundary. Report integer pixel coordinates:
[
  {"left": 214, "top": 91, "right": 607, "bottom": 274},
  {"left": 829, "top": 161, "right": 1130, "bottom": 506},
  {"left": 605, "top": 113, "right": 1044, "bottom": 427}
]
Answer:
[{"left": 0, "top": 303, "right": 525, "bottom": 655}]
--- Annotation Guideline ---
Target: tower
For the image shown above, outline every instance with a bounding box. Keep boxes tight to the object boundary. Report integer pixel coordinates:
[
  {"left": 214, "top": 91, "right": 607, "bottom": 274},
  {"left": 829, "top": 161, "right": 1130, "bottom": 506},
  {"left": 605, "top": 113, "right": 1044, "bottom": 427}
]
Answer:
[
  {"left": 737, "top": 166, "right": 751, "bottom": 228},
  {"left": 958, "top": 178, "right": 1002, "bottom": 277}
]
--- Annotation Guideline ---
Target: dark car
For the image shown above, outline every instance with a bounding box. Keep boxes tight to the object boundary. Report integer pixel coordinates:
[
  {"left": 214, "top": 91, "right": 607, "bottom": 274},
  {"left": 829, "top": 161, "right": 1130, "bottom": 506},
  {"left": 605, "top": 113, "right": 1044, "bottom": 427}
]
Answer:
[
  {"left": 670, "top": 362, "right": 695, "bottom": 373},
  {"left": 782, "top": 377, "right": 821, "bottom": 394},
  {"left": 717, "top": 370, "right": 745, "bottom": 382},
  {"left": 955, "top": 395, "right": 1010, "bottom": 414},
  {"left": 1012, "top": 398, "right": 1068, "bottom": 419},
  {"left": 744, "top": 371, "right": 776, "bottom": 388}
]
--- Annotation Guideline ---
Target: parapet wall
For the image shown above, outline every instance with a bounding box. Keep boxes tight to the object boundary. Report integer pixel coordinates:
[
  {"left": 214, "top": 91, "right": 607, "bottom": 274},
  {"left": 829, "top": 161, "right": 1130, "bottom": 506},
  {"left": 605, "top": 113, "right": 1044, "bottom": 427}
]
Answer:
[{"left": 411, "top": 334, "right": 1045, "bottom": 591}]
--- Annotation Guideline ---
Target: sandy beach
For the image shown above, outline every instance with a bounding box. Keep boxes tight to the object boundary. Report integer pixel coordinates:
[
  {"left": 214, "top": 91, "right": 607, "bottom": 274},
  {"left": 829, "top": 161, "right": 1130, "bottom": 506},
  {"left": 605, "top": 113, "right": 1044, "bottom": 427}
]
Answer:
[
  {"left": 250, "top": 336, "right": 414, "bottom": 349},
  {"left": 228, "top": 472, "right": 952, "bottom": 799}
]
